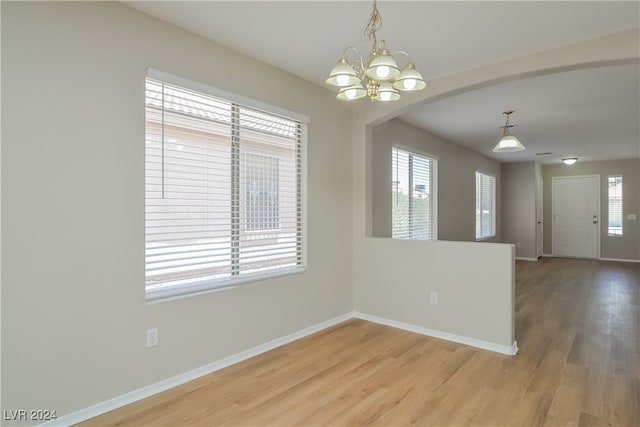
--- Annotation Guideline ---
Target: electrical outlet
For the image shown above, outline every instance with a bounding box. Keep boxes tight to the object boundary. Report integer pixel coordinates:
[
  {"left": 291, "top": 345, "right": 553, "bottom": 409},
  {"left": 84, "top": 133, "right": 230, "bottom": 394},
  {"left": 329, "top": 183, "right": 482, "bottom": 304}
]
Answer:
[
  {"left": 516, "top": 242, "right": 521, "bottom": 248},
  {"left": 146, "top": 328, "right": 158, "bottom": 348},
  {"left": 430, "top": 292, "right": 438, "bottom": 305}
]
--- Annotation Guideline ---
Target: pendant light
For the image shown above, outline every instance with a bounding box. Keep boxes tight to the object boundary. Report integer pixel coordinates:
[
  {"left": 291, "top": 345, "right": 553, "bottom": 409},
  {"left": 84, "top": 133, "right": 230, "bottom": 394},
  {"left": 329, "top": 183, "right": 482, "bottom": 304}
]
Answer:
[{"left": 493, "top": 111, "right": 525, "bottom": 153}]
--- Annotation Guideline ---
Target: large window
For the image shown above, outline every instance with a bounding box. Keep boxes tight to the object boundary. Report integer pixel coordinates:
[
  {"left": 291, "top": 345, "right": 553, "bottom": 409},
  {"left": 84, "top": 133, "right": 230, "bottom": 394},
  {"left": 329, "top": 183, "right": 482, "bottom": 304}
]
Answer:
[
  {"left": 608, "top": 175, "right": 623, "bottom": 236},
  {"left": 475, "top": 171, "right": 496, "bottom": 240},
  {"left": 392, "top": 147, "right": 437, "bottom": 240},
  {"left": 145, "top": 72, "right": 306, "bottom": 300}
]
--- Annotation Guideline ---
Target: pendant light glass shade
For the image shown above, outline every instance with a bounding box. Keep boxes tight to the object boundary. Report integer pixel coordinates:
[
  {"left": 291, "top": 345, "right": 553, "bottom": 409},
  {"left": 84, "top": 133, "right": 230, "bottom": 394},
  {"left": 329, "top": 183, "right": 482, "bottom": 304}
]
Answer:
[
  {"left": 336, "top": 84, "right": 367, "bottom": 101},
  {"left": 393, "top": 63, "right": 427, "bottom": 91},
  {"left": 326, "top": 58, "right": 360, "bottom": 87},
  {"left": 365, "top": 48, "right": 400, "bottom": 81},
  {"left": 493, "top": 134, "right": 525, "bottom": 152},
  {"left": 374, "top": 81, "right": 400, "bottom": 101}
]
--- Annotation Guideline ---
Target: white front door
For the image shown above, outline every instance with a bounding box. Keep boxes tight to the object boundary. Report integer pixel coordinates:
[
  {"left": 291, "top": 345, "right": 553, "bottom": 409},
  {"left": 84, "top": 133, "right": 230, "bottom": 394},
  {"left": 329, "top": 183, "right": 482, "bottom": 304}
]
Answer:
[{"left": 552, "top": 176, "right": 600, "bottom": 259}]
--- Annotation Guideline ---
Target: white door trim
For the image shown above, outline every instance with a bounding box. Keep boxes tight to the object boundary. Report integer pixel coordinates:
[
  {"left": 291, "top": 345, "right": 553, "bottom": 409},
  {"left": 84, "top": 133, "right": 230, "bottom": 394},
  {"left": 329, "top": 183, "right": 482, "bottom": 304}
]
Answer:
[
  {"left": 536, "top": 176, "right": 543, "bottom": 259},
  {"left": 552, "top": 175, "right": 600, "bottom": 259}
]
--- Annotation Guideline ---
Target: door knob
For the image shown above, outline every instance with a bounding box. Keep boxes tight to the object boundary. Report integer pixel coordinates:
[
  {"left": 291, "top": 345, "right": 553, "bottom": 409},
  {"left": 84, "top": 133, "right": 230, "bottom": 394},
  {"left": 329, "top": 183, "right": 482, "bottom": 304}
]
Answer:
[{"left": 593, "top": 220, "right": 598, "bottom": 224}]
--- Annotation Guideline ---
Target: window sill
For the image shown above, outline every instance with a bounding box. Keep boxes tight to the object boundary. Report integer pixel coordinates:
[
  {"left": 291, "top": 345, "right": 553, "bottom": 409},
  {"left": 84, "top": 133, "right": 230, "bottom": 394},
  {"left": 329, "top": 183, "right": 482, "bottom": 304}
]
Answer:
[{"left": 145, "top": 266, "right": 306, "bottom": 304}]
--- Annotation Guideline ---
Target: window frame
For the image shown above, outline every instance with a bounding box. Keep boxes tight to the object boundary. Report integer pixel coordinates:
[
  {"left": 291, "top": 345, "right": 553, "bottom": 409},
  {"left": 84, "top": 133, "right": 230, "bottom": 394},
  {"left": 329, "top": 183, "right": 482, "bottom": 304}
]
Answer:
[
  {"left": 475, "top": 170, "right": 496, "bottom": 241},
  {"left": 145, "top": 69, "right": 309, "bottom": 302},
  {"left": 391, "top": 145, "right": 438, "bottom": 241}
]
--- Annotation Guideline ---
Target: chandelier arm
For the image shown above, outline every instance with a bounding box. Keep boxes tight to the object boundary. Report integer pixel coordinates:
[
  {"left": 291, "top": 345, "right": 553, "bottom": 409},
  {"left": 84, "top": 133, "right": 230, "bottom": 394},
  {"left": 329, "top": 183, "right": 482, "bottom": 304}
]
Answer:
[
  {"left": 341, "top": 46, "right": 366, "bottom": 77},
  {"left": 391, "top": 50, "right": 413, "bottom": 68},
  {"left": 342, "top": 46, "right": 362, "bottom": 57}
]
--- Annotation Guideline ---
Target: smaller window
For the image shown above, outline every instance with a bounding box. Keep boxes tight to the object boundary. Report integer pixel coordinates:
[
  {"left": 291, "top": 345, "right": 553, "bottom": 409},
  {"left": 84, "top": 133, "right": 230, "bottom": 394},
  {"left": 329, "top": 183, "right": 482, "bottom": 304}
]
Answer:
[
  {"left": 476, "top": 171, "right": 496, "bottom": 240},
  {"left": 392, "top": 147, "right": 437, "bottom": 240},
  {"left": 607, "top": 175, "right": 623, "bottom": 236}
]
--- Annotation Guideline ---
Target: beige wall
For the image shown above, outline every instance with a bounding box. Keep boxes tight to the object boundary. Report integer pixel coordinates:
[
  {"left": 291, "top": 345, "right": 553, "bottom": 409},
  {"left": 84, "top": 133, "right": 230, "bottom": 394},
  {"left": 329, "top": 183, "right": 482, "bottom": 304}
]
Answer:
[
  {"left": 353, "top": 238, "right": 515, "bottom": 348},
  {"left": 1, "top": 1, "right": 353, "bottom": 422},
  {"left": 502, "top": 162, "right": 537, "bottom": 259},
  {"left": 371, "top": 119, "right": 502, "bottom": 242},
  {"left": 542, "top": 159, "right": 640, "bottom": 260}
]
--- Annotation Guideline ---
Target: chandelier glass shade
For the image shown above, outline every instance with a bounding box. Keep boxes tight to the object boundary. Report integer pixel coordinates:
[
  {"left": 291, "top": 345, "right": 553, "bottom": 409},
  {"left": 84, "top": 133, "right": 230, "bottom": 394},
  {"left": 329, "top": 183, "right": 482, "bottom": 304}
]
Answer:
[
  {"left": 326, "top": 1, "right": 426, "bottom": 102},
  {"left": 493, "top": 111, "right": 525, "bottom": 152}
]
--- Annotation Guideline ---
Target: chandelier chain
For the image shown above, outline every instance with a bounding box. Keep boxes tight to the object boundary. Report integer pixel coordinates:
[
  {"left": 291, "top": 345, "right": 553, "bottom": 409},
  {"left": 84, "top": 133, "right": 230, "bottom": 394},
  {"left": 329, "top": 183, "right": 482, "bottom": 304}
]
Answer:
[{"left": 364, "top": 0, "right": 382, "bottom": 47}]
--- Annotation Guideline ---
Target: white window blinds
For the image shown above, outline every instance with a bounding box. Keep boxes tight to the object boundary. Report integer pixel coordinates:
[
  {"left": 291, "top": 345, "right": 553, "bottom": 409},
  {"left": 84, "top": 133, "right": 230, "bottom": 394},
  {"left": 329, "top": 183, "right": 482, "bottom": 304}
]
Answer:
[
  {"left": 476, "top": 171, "right": 496, "bottom": 240},
  {"left": 145, "top": 76, "right": 305, "bottom": 300},
  {"left": 607, "top": 175, "right": 623, "bottom": 236},
  {"left": 392, "top": 147, "right": 437, "bottom": 240}
]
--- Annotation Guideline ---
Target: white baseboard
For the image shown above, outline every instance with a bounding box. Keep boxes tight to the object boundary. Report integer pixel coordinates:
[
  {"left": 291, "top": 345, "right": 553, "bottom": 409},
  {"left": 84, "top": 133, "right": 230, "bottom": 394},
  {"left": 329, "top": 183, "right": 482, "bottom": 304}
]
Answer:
[
  {"left": 41, "top": 312, "right": 353, "bottom": 427},
  {"left": 515, "top": 257, "right": 539, "bottom": 261},
  {"left": 43, "top": 310, "right": 518, "bottom": 426},
  {"left": 544, "top": 254, "right": 639, "bottom": 263},
  {"left": 599, "top": 257, "right": 640, "bottom": 263},
  {"left": 353, "top": 312, "right": 519, "bottom": 356}
]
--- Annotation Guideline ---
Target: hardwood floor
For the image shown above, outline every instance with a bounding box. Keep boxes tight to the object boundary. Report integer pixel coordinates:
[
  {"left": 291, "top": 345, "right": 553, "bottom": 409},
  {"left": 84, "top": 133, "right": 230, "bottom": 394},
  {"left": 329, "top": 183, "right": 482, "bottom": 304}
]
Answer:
[{"left": 79, "top": 258, "right": 639, "bottom": 426}]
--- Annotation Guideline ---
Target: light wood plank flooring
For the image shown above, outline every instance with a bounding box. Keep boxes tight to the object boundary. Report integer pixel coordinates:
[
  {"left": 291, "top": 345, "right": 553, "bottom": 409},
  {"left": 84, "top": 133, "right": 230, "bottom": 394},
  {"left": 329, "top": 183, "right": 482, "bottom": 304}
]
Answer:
[{"left": 80, "top": 258, "right": 639, "bottom": 426}]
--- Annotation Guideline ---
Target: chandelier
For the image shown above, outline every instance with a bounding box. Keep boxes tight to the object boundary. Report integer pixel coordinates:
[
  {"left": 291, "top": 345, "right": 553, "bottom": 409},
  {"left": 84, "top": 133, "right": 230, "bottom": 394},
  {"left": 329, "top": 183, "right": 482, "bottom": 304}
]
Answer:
[
  {"left": 326, "top": 0, "right": 426, "bottom": 102},
  {"left": 493, "top": 111, "right": 525, "bottom": 152}
]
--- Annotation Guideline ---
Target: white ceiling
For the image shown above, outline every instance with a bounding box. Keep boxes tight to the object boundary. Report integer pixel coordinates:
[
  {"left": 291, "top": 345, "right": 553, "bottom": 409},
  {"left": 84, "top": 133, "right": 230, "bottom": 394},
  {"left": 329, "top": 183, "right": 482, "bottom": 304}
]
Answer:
[{"left": 125, "top": 1, "right": 640, "bottom": 164}]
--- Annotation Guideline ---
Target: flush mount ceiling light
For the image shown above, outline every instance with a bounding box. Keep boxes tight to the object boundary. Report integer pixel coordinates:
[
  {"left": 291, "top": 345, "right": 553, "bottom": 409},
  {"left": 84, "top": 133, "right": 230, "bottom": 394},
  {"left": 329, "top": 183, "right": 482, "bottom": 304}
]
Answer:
[
  {"left": 493, "top": 111, "right": 525, "bottom": 153},
  {"left": 326, "top": 0, "right": 426, "bottom": 102},
  {"left": 562, "top": 158, "right": 578, "bottom": 165}
]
